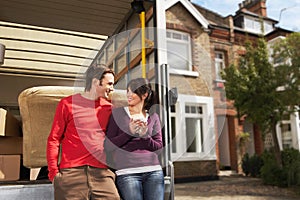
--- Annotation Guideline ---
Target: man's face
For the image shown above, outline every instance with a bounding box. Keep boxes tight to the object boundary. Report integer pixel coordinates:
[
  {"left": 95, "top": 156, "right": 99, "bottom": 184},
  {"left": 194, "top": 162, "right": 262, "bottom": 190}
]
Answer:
[{"left": 97, "top": 73, "right": 114, "bottom": 99}]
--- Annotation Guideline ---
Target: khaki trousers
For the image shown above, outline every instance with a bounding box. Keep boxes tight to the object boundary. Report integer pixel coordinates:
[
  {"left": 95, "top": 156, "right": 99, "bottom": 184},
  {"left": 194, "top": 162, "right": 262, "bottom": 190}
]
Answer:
[{"left": 53, "top": 166, "right": 120, "bottom": 200}]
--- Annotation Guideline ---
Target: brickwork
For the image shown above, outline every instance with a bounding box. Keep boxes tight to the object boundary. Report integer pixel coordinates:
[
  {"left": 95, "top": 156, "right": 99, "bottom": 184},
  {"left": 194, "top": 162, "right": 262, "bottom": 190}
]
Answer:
[
  {"left": 166, "top": 3, "right": 217, "bottom": 179},
  {"left": 165, "top": 0, "right": 289, "bottom": 179},
  {"left": 170, "top": 75, "right": 210, "bottom": 96},
  {"left": 174, "top": 160, "right": 218, "bottom": 179},
  {"left": 207, "top": 2, "right": 268, "bottom": 174},
  {"left": 239, "top": 0, "right": 267, "bottom": 17},
  {"left": 166, "top": 5, "right": 213, "bottom": 97},
  {"left": 253, "top": 124, "right": 264, "bottom": 155}
]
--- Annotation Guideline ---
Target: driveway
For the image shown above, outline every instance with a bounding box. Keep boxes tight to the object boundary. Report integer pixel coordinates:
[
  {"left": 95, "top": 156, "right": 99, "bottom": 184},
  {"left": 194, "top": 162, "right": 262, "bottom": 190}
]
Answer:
[{"left": 174, "top": 174, "right": 300, "bottom": 200}]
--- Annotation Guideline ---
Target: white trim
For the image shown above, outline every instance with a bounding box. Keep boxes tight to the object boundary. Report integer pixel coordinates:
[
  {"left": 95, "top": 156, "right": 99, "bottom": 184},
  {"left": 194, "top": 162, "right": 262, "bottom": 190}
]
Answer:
[
  {"left": 268, "top": 36, "right": 286, "bottom": 44},
  {"left": 215, "top": 51, "right": 225, "bottom": 80},
  {"left": 169, "top": 68, "right": 199, "bottom": 77},
  {"left": 115, "top": 165, "right": 162, "bottom": 176},
  {"left": 156, "top": 0, "right": 168, "bottom": 65},
  {"left": 167, "top": 29, "right": 194, "bottom": 73},
  {"left": 171, "top": 94, "right": 216, "bottom": 161},
  {"left": 175, "top": 154, "right": 216, "bottom": 162},
  {"left": 165, "top": 0, "right": 209, "bottom": 29},
  {"left": 276, "top": 110, "right": 300, "bottom": 151},
  {"left": 295, "top": 109, "right": 300, "bottom": 150}
]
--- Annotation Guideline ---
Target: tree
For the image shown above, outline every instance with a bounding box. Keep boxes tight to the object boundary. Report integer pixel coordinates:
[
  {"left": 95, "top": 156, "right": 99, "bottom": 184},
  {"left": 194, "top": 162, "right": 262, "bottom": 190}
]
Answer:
[
  {"left": 221, "top": 33, "right": 300, "bottom": 167},
  {"left": 273, "top": 32, "right": 300, "bottom": 108}
]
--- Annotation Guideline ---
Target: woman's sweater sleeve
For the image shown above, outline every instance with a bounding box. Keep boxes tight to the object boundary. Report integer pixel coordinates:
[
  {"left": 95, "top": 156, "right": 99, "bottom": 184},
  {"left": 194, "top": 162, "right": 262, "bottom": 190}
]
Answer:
[
  {"left": 122, "top": 114, "right": 163, "bottom": 152},
  {"left": 105, "top": 111, "right": 133, "bottom": 152}
]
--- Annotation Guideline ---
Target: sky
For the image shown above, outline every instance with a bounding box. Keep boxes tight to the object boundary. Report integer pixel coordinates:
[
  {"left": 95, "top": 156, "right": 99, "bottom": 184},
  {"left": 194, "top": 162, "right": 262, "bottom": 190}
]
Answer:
[{"left": 190, "top": 0, "right": 300, "bottom": 32}]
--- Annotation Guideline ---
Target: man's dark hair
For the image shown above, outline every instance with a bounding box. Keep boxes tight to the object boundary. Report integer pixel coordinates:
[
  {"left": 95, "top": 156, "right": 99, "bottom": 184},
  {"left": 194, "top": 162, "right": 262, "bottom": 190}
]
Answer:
[{"left": 84, "top": 64, "right": 114, "bottom": 92}]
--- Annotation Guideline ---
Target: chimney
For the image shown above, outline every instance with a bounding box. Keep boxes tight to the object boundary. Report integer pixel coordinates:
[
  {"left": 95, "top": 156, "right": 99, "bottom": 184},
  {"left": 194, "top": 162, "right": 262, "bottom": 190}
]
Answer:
[{"left": 238, "top": 0, "right": 267, "bottom": 17}]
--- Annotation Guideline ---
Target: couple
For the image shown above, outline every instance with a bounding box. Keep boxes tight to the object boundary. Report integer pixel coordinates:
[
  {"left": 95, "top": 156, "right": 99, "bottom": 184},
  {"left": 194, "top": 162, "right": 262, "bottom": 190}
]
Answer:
[{"left": 46, "top": 65, "right": 164, "bottom": 200}]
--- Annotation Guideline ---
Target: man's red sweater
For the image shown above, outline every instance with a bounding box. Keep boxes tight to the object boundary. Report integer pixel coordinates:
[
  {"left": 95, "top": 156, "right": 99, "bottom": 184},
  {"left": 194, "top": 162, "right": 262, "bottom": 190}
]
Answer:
[{"left": 47, "top": 94, "right": 112, "bottom": 181}]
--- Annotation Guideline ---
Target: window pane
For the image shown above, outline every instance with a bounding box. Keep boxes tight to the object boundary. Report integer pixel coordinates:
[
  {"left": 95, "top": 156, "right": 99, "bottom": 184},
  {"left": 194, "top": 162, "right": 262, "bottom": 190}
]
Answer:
[
  {"left": 167, "top": 42, "right": 189, "bottom": 70},
  {"left": 130, "top": 33, "right": 141, "bottom": 63},
  {"left": 186, "top": 118, "right": 203, "bottom": 153},
  {"left": 198, "top": 106, "right": 203, "bottom": 114},
  {"left": 173, "top": 32, "right": 181, "bottom": 40},
  {"left": 182, "top": 35, "right": 188, "bottom": 41},
  {"left": 191, "top": 106, "right": 196, "bottom": 113},
  {"left": 166, "top": 32, "right": 171, "bottom": 38},
  {"left": 166, "top": 30, "right": 191, "bottom": 71},
  {"left": 116, "top": 50, "right": 126, "bottom": 74},
  {"left": 106, "top": 42, "right": 114, "bottom": 61},
  {"left": 215, "top": 52, "right": 223, "bottom": 59},
  {"left": 281, "top": 123, "right": 292, "bottom": 149},
  {"left": 215, "top": 51, "right": 225, "bottom": 80},
  {"left": 185, "top": 105, "right": 190, "bottom": 113},
  {"left": 98, "top": 53, "right": 105, "bottom": 64},
  {"left": 215, "top": 61, "right": 224, "bottom": 79}
]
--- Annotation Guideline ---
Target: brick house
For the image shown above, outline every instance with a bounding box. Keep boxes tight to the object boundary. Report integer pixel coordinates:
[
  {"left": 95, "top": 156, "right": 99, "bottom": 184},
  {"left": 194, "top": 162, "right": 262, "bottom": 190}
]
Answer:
[
  {"left": 193, "top": 0, "right": 296, "bottom": 173},
  {"left": 163, "top": 0, "right": 297, "bottom": 180},
  {"left": 165, "top": 1, "right": 217, "bottom": 181}
]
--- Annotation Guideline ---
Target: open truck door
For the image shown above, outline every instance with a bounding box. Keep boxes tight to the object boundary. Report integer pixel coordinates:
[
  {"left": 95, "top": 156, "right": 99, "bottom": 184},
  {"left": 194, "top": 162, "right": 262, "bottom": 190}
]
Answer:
[{"left": 90, "top": 1, "right": 175, "bottom": 198}]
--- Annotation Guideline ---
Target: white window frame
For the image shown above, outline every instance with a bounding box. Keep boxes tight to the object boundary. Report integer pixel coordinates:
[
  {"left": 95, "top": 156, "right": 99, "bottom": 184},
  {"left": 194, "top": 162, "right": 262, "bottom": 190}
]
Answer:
[
  {"left": 276, "top": 109, "right": 300, "bottom": 151},
  {"left": 215, "top": 51, "right": 225, "bottom": 81},
  {"left": 244, "top": 16, "right": 274, "bottom": 35},
  {"left": 171, "top": 94, "right": 216, "bottom": 161},
  {"left": 166, "top": 29, "right": 198, "bottom": 76},
  {"left": 244, "top": 17, "right": 261, "bottom": 34},
  {"left": 277, "top": 120, "right": 293, "bottom": 149}
]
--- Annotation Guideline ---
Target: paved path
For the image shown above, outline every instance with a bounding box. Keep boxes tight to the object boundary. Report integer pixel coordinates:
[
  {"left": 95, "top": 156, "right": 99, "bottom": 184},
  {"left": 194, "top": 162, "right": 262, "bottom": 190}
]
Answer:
[{"left": 174, "top": 175, "right": 300, "bottom": 200}]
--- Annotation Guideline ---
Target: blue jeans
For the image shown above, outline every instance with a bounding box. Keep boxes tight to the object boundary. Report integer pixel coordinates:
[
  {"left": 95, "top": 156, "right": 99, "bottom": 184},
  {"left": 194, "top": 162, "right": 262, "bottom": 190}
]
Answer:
[{"left": 116, "top": 170, "right": 164, "bottom": 200}]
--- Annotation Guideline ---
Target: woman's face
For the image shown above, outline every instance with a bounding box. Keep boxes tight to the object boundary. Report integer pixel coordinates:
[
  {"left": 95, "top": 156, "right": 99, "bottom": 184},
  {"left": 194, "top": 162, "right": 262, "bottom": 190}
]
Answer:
[{"left": 127, "top": 87, "right": 143, "bottom": 106}]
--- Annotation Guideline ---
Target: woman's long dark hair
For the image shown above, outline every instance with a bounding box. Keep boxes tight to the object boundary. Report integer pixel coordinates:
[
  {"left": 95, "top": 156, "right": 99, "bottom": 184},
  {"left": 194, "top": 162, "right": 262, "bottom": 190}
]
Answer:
[{"left": 127, "top": 78, "right": 155, "bottom": 112}]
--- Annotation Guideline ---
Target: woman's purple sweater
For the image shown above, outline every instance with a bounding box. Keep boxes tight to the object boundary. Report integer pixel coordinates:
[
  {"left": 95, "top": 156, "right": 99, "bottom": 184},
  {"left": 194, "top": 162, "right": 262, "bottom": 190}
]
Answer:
[{"left": 104, "top": 107, "right": 163, "bottom": 170}]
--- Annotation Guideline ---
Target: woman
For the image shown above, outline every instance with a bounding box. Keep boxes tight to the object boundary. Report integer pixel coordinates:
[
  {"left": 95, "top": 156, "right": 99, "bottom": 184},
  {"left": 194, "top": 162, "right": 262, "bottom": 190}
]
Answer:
[{"left": 105, "top": 78, "right": 164, "bottom": 200}]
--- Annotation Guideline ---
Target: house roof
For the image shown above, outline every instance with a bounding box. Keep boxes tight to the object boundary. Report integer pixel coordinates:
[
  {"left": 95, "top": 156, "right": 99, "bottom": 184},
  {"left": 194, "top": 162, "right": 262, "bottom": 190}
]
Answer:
[
  {"left": 192, "top": 3, "right": 230, "bottom": 28},
  {"left": 165, "top": 0, "right": 209, "bottom": 29},
  {"left": 234, "top": 9, "right": 278, "bottom": 23},
  {"left": 191, "top": 1, "right": 294, "bottom": 37}
]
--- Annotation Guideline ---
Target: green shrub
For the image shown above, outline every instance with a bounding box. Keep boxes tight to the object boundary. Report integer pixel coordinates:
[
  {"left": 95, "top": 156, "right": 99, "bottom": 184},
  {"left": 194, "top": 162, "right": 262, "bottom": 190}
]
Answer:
[
  {"left": 281, "top": 148, "right": 300, "bottom": 186},
  {"left": 242, "top": 149, "right": 300, "bottom": 187},
  {"left": 261, "top": 148, "right": 300, "bottom": 187},
  {"left": 249, "top": 154, "right": 263, "bottom": 177},
  {"left": 260, "top": 150, "right": 285, "bottom": 186},
  {"left": 242, "top": 153, "right": 263, "bottom": 177},
  {"left": 242, "top": 153, "right": 250, "bottom": 176}
]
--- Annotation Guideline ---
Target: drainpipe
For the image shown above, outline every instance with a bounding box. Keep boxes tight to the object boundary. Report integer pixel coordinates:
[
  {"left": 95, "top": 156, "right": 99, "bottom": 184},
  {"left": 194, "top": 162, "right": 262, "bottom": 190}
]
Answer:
[
  {"left": 131, "top": 0, "right": 146, "bottom": 78},
  {"left": 140, "top": 11, "right": 146, "bottom": 78}
]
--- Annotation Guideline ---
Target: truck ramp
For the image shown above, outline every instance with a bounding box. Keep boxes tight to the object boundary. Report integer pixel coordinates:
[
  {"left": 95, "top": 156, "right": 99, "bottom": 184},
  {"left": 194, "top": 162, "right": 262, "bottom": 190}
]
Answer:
[{"left": 0, "top": 183, "right": 53, "bottom": 200}]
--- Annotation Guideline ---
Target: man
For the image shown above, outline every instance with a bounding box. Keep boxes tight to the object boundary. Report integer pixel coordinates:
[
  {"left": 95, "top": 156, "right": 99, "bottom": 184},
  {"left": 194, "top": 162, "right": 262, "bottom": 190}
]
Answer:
[{"left": 47, "top": 65, "right": 120, "bottom": 200}]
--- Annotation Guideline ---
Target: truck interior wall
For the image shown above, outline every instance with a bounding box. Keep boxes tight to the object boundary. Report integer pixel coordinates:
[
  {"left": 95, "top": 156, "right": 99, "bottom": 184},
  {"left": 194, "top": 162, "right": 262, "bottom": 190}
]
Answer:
[{"left": 0, "top": 74, "right": 76, "bottom": 108}]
